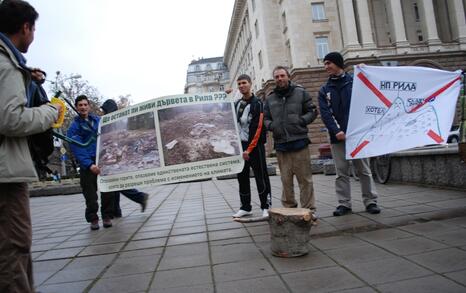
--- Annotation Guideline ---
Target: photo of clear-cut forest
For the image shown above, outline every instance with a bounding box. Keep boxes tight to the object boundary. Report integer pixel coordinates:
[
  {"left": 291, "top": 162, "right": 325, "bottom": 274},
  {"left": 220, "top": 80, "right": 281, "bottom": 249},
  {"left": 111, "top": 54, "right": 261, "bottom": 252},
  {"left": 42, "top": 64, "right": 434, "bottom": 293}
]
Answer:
[
  {"left": 159, "top": 103, "right": 240, "bottom": 166},
  {"left": 98, "top": 112, "right": 160, "bottom": 176}
]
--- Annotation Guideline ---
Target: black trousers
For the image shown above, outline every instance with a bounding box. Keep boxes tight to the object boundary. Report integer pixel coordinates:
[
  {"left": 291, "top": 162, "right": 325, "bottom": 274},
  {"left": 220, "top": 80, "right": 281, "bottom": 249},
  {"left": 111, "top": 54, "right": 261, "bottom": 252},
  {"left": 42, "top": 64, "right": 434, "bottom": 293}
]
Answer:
[
  {"left": 237, "top": 142, "right": 271, "bottom": 211},
  {"left": 80, "top": 168, "right": 114, "bottom": 222}
]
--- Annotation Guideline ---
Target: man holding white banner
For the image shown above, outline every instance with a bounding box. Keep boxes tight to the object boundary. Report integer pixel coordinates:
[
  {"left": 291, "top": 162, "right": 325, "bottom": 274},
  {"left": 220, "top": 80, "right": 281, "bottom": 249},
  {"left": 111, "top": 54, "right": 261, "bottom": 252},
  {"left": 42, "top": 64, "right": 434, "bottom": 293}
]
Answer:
[{"left": 318, "top": 52, "right": 380, "bottom": 216}]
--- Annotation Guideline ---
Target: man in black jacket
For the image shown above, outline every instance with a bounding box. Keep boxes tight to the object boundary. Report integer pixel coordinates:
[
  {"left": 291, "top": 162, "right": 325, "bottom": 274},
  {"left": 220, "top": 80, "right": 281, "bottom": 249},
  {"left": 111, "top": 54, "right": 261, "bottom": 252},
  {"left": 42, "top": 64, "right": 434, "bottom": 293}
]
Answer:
[
  {"left": 100, "top": 99, "right": 149, "bottom": 217},
  {"left": 232, "top": 74, "right": 271, "bottom": 218},
  {"left": 318, "top": 52, "right": 380, "bottom": 216},
  {"left": 264, "top": 66, "right": 318, "bottom": 218}
]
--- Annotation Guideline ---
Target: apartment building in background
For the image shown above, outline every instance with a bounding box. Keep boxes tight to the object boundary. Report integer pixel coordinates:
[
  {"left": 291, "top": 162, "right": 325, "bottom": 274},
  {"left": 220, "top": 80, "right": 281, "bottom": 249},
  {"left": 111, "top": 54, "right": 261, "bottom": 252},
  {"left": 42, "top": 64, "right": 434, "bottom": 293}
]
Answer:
[
  {"left": 224, "top": 0, "right": 466, "bottom": 155},
  {"left": 184, "top": 57, "right": 230, "bottom": 94}
]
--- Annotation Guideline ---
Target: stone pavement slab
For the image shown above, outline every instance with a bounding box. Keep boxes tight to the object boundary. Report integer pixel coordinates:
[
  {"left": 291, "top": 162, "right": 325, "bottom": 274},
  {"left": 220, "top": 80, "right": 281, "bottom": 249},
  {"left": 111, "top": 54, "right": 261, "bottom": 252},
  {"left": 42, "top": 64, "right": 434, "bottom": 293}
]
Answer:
[{"left": 29, "top": 175, "right": 466, "bottom": 292}]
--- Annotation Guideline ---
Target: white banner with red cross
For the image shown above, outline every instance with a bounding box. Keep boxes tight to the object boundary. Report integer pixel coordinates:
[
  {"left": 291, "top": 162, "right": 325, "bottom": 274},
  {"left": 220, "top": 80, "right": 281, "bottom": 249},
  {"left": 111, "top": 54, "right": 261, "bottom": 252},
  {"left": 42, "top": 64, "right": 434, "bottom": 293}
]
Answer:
[{"left": 346, "top": 65, "right": 462, "bottom": 159}]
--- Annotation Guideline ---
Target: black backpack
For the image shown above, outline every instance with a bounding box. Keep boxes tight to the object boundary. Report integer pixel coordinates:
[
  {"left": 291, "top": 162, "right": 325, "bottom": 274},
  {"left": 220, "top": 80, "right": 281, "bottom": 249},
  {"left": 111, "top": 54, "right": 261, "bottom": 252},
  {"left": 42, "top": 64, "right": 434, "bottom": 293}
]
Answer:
[{"left": 27, "top": 81, "right": 55, "bottom": 175}]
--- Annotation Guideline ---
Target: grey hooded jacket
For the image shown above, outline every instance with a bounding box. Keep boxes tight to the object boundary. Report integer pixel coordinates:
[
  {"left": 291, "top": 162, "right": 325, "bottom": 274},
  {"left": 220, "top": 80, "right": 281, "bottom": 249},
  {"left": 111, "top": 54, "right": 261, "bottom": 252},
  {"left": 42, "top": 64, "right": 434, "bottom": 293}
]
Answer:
[{"left": 0, "top": 38, "right": 58, "bottom": 182}]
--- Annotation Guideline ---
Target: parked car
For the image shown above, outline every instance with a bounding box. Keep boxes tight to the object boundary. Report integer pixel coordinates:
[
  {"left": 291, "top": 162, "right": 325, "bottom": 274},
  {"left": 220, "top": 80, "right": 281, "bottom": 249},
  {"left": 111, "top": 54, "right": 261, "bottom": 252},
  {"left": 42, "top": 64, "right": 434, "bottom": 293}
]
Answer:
[{"left": 447, "top": 125, "right": 460, "bottom": 143}]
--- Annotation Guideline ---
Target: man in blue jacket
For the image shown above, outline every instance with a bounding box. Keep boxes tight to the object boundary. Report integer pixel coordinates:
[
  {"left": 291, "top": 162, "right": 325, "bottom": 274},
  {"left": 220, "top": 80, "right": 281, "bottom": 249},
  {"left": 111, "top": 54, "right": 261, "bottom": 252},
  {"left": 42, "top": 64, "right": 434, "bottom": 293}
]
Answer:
[
  {"left": 318, "top": 52, "right": 380, "bottom": 216},
  {"left": 68, "top": 95, "right": 114, "bottom": 229}
]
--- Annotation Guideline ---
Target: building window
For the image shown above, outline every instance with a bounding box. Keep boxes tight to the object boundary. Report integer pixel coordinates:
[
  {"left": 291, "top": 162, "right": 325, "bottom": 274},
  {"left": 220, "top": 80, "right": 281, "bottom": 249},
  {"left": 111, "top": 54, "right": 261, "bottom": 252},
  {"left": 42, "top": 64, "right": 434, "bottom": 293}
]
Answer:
[
  {"left": 413, "top": 3, "right": 420, "bottom": 22},
  {"left": 254, "top": 20, "right": 259, "bottom": 38},
  {"left": 195, "top": 65, "right": 201, "bottom": 71},
  {"left": 417, "top": 30, "right": 423, "bottom": 41},
  {"left": 217, "top": 62, "right": 223, "bottom": 69},
  {"left": 251, "top": 0, "right": 256, "bottom": 11},
  {"left": 315, "top": 36, "right": 329, "bottom": 59},
  {"left": 311, "top": 3, "right": 326, "bottom": 21},
  {"left": 258, "top": 50, "right": 263, "bottom": 69}
]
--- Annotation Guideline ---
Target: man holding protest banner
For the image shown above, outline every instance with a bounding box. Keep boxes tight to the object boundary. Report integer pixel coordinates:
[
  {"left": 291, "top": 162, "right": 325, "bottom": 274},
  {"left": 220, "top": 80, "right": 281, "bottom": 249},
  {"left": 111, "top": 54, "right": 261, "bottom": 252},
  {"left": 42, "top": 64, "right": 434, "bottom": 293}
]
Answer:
[
  {"left": 264, "top": 66, "right": 318, "bottom": 219},
  {"left": 318, "top": 52, "right": 380, "bottom": 216},
  {"left": 68, "top": 95, "right": 114, "bottom": 229},
  {"left": 232, "top": 74, "right": 271, "bottom": 218},
  {"left": 100, "top": 98, "right": 149, "bottom": 217}
]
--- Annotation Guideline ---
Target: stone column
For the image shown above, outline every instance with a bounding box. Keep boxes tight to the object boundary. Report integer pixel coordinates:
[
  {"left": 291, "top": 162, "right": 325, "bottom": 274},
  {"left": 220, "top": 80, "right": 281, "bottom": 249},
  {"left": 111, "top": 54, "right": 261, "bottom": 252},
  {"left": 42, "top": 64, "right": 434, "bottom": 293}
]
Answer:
[
  {"left": 386, "top": 0, "right": 409, "bottom": 47},
  {"left": 419, "top": 0, "right": 441, "bottom": 45},
  {"left": 338, "top": 0, "right": 361, "bottom": 49},
  {"left": 355, "top": 0, "right": 376, "bottom": 48},
  {"left": 448, "top": 0, "right": 466, "bottom": 46}
]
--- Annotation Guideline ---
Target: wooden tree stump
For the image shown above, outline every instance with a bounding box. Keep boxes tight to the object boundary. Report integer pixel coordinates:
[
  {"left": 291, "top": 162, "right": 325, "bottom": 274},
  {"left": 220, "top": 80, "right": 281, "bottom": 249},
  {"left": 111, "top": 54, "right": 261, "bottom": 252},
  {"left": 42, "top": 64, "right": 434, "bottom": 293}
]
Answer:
[{"left": 269, "top": 208, "right": 313, "bottom": 257}]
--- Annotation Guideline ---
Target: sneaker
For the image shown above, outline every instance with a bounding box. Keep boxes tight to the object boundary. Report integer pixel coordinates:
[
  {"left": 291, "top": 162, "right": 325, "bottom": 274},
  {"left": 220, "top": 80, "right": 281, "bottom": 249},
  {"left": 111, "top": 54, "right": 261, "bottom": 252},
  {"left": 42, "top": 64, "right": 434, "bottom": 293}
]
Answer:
[
  {"left": 333, "top": 205, "right": 352, "bottom": 216},
  {"left": 232, "top": 209, "right": 253, "bottom": 218},
  {"left": 90, "top": 220, "right": 99, "bottom": 230},
  {"left": 103, "top": 218, "right": 112, "bottom": 228},
  {"left": 140, "top": 192, "right": 149, "bottom": 212},
  {"left": 311, "top": 211, "right": 318, "bottom": 221},
  {"left": 366, "top": 203, "right": 381, "bottom": 214},
  {"left": 262, "top": 209, "right": 269, "bottom": 217}
]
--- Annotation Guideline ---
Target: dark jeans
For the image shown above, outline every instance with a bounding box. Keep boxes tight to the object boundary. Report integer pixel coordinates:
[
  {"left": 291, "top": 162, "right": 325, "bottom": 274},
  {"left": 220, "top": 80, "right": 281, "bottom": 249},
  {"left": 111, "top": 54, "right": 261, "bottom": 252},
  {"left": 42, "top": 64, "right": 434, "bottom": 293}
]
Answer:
[
  {"left": 114, "top": 189, "right": 145, "bottom": 215},
  {"left": 80, "top": 168, "right": 114, "bottom": 222},
  {"left": 237, "top": 142, "right": 271, "bottom": 211},
  {"left": 0, "top": 183, "right": 34, "bottom": 293}
]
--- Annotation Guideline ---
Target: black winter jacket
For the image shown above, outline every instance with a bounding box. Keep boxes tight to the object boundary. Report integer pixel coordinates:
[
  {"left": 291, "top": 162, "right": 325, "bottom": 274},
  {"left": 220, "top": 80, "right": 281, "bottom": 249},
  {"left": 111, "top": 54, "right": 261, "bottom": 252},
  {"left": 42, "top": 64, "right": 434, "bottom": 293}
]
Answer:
[
  {"left": 318, "top": 73, "right": 353, "bottom": 143},
  {"left": 264, "top": 83, "right": 317, "bottom": 144}
]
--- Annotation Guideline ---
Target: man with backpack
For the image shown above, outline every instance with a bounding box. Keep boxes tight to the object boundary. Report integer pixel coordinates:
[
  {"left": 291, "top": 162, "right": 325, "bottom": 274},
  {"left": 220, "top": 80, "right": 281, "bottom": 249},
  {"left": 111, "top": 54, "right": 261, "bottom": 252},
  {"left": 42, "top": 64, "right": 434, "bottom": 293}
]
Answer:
[{"left": 0, "top": 1, "right": 61, "bottom": 291}]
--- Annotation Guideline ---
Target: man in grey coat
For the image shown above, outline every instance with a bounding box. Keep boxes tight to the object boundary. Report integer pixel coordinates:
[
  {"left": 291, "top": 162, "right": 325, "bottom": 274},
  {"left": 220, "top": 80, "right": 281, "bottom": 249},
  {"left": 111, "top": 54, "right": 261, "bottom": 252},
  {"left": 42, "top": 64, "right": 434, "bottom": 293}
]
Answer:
[
  {"left": 0, "top": 1, "right": 61, "bottom": 292},
  {"left": 264, "top": 66, "right": 318, "bottom": 218}
]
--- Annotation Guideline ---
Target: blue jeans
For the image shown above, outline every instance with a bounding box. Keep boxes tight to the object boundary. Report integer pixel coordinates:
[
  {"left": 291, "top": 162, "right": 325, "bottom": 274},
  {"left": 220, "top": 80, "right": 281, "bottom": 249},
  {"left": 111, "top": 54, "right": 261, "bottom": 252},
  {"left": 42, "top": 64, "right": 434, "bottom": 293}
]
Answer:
[{"left": 114, "top": 189, "right": 145, "bottom": 216}]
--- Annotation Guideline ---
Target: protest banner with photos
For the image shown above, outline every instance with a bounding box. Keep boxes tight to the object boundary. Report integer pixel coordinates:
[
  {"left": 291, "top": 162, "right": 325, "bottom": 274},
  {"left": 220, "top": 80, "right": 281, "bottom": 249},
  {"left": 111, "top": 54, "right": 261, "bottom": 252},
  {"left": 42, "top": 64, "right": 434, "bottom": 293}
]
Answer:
[
  {"left": 346, "top": 66, "right": 462, "bottom": 159},
  {"left": 96, "top": 92, "right": 244, "bottom": 191}
]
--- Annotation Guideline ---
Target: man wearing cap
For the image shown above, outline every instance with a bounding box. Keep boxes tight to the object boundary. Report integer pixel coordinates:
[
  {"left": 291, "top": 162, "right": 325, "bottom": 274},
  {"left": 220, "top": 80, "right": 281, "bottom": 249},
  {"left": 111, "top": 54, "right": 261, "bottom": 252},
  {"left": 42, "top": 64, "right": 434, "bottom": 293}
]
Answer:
[{"left": 318, "top": 52, "right": 380, "bottom": 216}]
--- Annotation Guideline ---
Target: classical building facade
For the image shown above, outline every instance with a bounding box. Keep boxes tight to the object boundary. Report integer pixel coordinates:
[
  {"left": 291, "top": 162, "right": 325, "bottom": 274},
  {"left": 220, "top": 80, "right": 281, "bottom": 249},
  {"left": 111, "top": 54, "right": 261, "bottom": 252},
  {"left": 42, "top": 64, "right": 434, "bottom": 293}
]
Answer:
[
  {"left": 184, "top": 57, "right": 230, "bottom": 94},
  {"left": 224, "top": 0, "right": 466, "bottom": 154}
]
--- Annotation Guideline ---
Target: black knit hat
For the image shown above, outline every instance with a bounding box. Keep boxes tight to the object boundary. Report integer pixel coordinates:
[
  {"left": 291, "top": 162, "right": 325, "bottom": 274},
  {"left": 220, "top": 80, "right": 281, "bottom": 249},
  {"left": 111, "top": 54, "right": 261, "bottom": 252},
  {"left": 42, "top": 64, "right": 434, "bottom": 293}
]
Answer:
[
  {"left": 323, "top": 52, "right": 344, "bottom": 69},
  {"left": 101, "top": 99, "right": 118, "bottom": 114}
]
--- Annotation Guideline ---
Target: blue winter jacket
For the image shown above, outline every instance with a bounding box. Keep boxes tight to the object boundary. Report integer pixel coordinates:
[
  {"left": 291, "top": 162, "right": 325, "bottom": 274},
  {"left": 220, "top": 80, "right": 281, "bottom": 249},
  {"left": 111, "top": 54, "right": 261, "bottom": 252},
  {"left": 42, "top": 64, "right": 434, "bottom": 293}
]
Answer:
[
  {"left": 318, "top": 74, "right": 353, "bottom": 144},
  {"left": 67, "top": 114, "right": 99, "bottom": 169}
]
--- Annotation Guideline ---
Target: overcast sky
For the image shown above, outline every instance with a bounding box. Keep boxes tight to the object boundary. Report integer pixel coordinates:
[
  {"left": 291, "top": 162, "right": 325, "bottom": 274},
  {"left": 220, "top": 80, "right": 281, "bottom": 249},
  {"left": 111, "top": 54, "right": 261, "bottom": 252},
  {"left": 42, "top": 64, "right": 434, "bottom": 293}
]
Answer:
[{"left": 25, "top": 0, "right": 235, "bottom": 104}]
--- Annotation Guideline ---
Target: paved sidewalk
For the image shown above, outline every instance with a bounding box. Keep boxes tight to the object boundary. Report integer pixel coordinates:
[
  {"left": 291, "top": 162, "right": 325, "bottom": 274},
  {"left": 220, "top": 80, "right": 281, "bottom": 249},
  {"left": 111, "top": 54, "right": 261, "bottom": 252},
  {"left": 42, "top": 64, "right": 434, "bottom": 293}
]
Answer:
[{"left": 31, "top": 175, "right": 466, "bottom": 292}]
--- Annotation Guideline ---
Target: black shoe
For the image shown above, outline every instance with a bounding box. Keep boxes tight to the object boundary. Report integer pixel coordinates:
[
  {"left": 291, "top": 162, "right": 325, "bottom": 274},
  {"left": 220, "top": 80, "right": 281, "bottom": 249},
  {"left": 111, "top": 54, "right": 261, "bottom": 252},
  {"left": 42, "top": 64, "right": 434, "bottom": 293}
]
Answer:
[
  {"left": 333, "top": 205, "right": 352, "bottom": 216},
  {"left": 140, "top": 192, "right": 149, "bottom": 212},
  {"left": 366, "top": 203, "right": 381, "bottom": 214},
  {"left": 114, "top": 208, "right": 122, "bottom": 218},
  {"left": 103, "top": 218, "right": 113, "bottom": 228}
]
